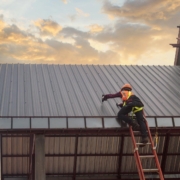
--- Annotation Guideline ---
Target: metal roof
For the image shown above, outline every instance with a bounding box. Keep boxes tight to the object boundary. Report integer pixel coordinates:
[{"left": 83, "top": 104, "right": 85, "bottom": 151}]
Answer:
[
  {"left": 0, "top": 64, "right": 180, "bottom": 179},
  {"left": 0, "top": 64, "right": 180, "bottom": 117}
]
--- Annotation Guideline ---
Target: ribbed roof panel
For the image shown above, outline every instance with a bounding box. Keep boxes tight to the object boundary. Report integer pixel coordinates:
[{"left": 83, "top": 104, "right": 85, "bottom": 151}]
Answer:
[{"left": 0, "top": 64, "right": 180, "bottom": 117}]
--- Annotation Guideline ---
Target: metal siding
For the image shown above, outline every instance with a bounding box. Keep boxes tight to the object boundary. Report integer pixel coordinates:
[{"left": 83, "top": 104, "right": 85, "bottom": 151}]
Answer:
[
  {"left": 0, "top": 64, "right": 180, "bottom": 116},
  {"left": 2, "top": 65, "right": 12, "bottom": 116},
  {"left": 45, "top": 137, "right": 75, "bottom": 154},
  {"left": 3, "top": 157, "right": 29, "bottom": 174},
  {"left": 83, "top": 66, "right": 107, "bottom": 116},
  {"left": 75, "top": 65, "right": 104, "bottom": 116},
  {"left": 46, "top": 157, "right": 74, "bottom": 174},
  {"left": 18, "top": 64, "right": 25, "bottom": 116},
  {"left": 30, "top": 64, "right": 41, "bottom": 115},
  {"left": 168, "top": 136, "right": 180, "bottom": 153},
  {"left": 76, "top": 156, "right": 118, "bottom": 173},
  {"left": 24, "top": 65, "right": 33, "bottom": 116},
  {"left": 63, "top": 65, "right": 84, "bottom": 116},
  {"left": 165, "top": 156, "right": 180, "bottom": 172},
  {"left": 36, "top": 64, "right": 53, "bottom": 116},
  {"left": 57, "top": 65, "right": 75, "bottom": 116},
  {"left": 77, "top": 136, "right": 120, "bottom": 154},
  {"left": 2, "top": 136, "right": 29, "bottom": 155}
]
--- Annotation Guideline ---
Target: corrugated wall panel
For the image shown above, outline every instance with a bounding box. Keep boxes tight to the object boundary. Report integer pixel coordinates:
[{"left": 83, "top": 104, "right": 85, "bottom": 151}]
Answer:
[
  {"left": 77, "top": 136, "right": 120, "bottom": 154},
  {"left": 45, "top": 137, "right": 75, "bottom": 154},
  {"left": 46, "top": 157, "right": 74, "bottom": 174},
  {"left": 0, "top": 64, "right": 180, "bottom": 116},
  {"left": 3, "top": 157, "right": 29, "bottom": 174},
  {"left": 2, "top": 136, "right": 29, "bottom": 155},
  {"left": 76, "top": 156, "right": 118, "bottom": 173},
  {"left": 165, "top": 156, "right": 180, "bottom": 172}
]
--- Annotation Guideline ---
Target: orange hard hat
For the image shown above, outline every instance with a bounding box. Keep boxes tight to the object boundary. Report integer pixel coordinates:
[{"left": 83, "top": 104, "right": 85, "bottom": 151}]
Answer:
[{"left": 121, "top": 83, "right": 132, "bottom": 91}]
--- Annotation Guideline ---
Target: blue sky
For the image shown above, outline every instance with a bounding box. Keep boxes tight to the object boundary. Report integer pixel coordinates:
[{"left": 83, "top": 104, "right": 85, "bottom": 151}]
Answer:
[{"left": 0, "top": 0, "right": 180, "bottom": 65}]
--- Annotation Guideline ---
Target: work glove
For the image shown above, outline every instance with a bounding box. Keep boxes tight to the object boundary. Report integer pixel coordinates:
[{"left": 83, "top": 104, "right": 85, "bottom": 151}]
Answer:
[
  {"left": 102, "top": 95, "right": 108, "bottom": 102},
  {"left": 116, "top": 103, "right": 123, "bottom": 108}
]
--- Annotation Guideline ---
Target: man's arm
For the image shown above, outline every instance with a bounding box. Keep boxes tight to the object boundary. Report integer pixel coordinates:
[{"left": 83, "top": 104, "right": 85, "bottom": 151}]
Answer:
[{"left": 102, "top": 92, "right": 122, "bottom": 102}]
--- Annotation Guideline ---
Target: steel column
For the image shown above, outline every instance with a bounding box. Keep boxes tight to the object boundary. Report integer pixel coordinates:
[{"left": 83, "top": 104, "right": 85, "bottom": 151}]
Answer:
[
  {"left": 73, "top": 135, "right": 78, "bottom": 180},
  {"left": 35, "top": 134, "right": 45, "bottom": 180},
  {"left": 161, "top": 133, "right": 170, "bottom": 174},
  {"left": 0, "top": 135, "right": 2, "bottom": 180},
  {"left": 29, "top": 134, "right": 35, "bottom": 180}
]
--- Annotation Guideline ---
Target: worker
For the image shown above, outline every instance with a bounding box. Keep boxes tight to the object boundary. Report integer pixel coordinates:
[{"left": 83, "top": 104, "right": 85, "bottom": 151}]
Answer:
[{"left": 102, "top": 83, "right": 148, "bottom": 144}]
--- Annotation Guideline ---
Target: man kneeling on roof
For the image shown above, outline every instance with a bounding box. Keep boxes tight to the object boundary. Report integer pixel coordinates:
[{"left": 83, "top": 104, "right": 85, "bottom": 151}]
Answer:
[{"left": 102, "top": 83, "right": 148, "bottom": 144}]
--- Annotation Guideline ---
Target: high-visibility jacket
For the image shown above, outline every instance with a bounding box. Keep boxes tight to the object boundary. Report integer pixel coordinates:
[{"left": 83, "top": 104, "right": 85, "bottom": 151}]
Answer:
[{"left": 121, "top": 91, "right": 143, "bottom": 113}]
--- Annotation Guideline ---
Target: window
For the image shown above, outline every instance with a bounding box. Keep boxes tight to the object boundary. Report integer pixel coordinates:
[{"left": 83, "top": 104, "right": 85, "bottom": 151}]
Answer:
[{"left": 13, "top": 118, "right": 30, "bottom": 129}]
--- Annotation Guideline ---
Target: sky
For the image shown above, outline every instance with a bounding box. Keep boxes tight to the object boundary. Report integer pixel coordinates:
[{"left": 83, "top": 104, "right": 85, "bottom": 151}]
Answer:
[{"left": 0, "top": 0, "right": 180, "bottom": 65}]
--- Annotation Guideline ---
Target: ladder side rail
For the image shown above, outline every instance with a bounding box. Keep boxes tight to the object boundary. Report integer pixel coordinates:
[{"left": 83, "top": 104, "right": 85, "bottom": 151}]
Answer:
[
  {"left": 143, "top": 110, "right": 164, "bottom": 180},
  {"left": 129, "top": 126, "right": 145, "bottom": 180},
  {"left": 144, "top": 120, "right": 164, "bottom": 180}
]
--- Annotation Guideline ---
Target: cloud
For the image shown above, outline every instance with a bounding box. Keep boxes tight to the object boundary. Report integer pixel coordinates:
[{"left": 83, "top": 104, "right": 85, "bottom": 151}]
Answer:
[
  {"left": 0, "top": 16, "right": 5, "bottom": 29},
  {"left": 0, "top": 17, "right": 120, "bottom": 64},
  {"left": 88, "top": 24, "right": 104, "bottom": 33},
  {"left": 34, "top": 19, "right": 62, "bottom": 36},
  {"left": 61, "top": 0, "right": 68, "bottom": 4},
  {"left": 102, "top": 0, "right": 180, "bottom": 26},
  {"left": 0, "top": 0, "right": 178, "bottom": 66},
  {"left": 75, "top": 8, "right": 89, "bottom": 17},
  {"left": 61, "top": 27, "right": 89, "bottom": 39}
]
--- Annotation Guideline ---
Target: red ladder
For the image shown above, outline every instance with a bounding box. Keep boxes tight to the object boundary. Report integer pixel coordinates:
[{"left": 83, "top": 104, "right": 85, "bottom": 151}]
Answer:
[{"left": 129, "top": 117, "right": 164, "bottom": 180}]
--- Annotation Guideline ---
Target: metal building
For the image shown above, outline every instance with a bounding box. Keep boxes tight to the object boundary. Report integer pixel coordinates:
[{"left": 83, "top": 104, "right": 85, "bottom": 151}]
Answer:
[{"left": 0, "top": 64, "right": 180, "bottom": 180}]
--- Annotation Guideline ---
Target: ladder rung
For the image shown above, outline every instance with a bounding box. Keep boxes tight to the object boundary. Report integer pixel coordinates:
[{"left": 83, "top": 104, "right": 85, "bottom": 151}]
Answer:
[
  {"left": 136, "top": 142, "right": 151, "bottom": 145},
  {"left": 133, "top": 131, "right": 148, "bottom": 133},
  {"left": 143, "top": 169, "right": 159, "bottom": 172},
  {"left": 140, "top": 155, "right": 154, "bottom": 158},
  {"left": 133, "top": 131, "right": 141, "bottom": 134}
]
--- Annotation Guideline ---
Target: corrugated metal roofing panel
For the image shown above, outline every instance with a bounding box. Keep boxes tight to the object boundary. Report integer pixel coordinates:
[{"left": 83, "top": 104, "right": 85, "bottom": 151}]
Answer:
[{"left": 0, "top": 64, "right": 180, "bottom": 117}]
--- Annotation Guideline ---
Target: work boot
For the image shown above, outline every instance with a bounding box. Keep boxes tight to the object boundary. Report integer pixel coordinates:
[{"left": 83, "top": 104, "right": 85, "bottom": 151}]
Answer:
[
  {"left": 131, "top": 122, "right": 140, "bottom": 131},
  {"left": 139, "top": 137, "right": 149, "bottom": 148},
  {"left": 141, "top": 137, "right": 148, "bottom": 144}
]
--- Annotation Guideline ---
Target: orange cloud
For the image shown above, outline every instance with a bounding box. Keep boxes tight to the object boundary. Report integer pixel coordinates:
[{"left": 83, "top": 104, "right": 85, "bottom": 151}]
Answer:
[
  {"left": 34, "top": 19, "right": 62, "bottom": 36},
  {"left": 88, "top": 24, "right": 104, "bottom": 33},
  {"left": 61, "top": 0, "right": 68, "bottom": 4},
  {"left": 0, "top": 1, "right": 177, "bottom": 66}
]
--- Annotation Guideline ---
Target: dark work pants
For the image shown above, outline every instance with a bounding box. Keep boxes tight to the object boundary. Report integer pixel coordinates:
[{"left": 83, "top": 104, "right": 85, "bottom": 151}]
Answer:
[{"left": 117, "top": 106, "right": 147, "bottom": 138}]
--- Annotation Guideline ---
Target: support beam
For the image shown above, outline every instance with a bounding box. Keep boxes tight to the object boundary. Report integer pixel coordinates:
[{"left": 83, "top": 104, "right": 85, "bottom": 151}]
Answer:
[
  {"left": 73, "top": 135, "right": 78, "bottom": 180},
  {"left": 117, "top": 135, "right": 124, "bottom": 180},
  {"left": 0, "top": 135, "right": 2, "bottom": 180},
  {"left": 29, "top": 134, "right": 35, "bottom": 180},
  {"left": 35, "top": 134, "right": 45, "bottom": 180},
  {"left": 161, "top": 133, "right": 170, "bottom": 174}
]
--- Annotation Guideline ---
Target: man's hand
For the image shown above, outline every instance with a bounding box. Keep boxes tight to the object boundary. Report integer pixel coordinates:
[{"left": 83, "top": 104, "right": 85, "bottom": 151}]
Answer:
[
  {"left": 102, "top": 95, "right": 108, "bottom": 102},
  {"left": 116, "top": 103, "right": 123, "bottom": 108}
]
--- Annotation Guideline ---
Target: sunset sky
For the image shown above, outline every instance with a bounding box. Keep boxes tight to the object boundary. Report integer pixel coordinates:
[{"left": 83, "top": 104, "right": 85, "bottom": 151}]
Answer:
[{"left": 0, "top": 0, "right": 180, "bottom": 65}]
